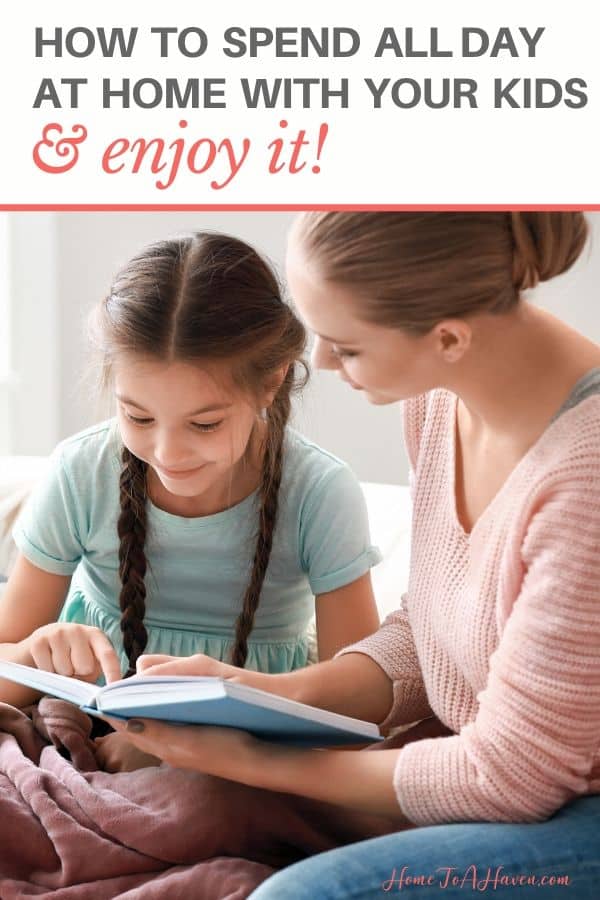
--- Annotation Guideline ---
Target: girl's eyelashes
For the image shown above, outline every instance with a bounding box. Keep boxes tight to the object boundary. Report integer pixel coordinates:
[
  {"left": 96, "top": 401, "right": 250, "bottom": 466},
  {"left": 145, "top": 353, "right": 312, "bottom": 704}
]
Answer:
[
  {"left": 123, "top": 411, "right": 222, "bottom": 432},
  {"left": 191, "top": 421, "right": 222, "bottom": 432},
  {"left": 124, "top": 412, "right": 153, "bottom": 425}
]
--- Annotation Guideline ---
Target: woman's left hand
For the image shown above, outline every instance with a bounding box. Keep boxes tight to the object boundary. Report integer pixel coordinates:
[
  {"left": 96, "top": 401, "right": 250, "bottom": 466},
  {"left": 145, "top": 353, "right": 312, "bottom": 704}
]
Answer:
[
  {"left": 106, "top": 719, "right": 405, "bottom": 820},
  {"left": 106, "top": 717, "right": 260, "bottom": 779}
]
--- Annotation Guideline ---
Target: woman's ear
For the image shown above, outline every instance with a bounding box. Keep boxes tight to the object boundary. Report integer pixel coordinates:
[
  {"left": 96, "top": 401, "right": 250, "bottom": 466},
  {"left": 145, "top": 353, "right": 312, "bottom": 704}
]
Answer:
[
  {"left": 431, "top": 319, "right": 472, "bottom": 363},
  {"left": 262, "top": 365, "right": 290, "bottom": 408}
]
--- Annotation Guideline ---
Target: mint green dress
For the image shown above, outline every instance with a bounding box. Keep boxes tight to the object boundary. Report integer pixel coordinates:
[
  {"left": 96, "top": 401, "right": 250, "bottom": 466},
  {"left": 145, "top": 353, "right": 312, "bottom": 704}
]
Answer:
[{"left": 13, "top": 421, "right": 381, "bottom": 675}]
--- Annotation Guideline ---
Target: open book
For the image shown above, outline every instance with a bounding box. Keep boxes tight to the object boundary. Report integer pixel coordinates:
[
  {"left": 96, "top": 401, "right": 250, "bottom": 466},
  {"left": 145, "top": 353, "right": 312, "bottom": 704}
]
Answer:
[{"left": 0, "top": 660, "right": 382, "bottom": 747}]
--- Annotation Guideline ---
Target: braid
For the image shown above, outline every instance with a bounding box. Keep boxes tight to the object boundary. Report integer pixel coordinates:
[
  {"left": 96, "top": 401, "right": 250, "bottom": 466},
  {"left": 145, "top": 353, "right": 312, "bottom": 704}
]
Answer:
[
  {"left": 229, "top": 375, "right": 293, "bottom": 668},
  {"left": 117, "top": 446, "right": 149, "bottom": 676}
]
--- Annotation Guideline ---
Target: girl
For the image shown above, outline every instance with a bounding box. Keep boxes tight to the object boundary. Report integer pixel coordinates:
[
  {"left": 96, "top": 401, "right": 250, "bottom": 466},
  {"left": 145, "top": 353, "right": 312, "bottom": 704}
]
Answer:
[
  {"left": 113, "top": 212, "right": 599, "bottom": 897},
  {"left": 0, "top": 231, "right": 381, "bottom": 765}
]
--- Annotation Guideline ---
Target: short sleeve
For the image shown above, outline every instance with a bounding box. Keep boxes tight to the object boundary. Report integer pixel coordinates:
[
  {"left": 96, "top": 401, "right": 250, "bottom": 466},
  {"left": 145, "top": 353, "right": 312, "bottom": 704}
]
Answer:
[
  {"left": 12, "top": 445, "right": 87, "bottom": 576},
  {"left": 299, "top": 465, "right": 381, "bottom": 595}
]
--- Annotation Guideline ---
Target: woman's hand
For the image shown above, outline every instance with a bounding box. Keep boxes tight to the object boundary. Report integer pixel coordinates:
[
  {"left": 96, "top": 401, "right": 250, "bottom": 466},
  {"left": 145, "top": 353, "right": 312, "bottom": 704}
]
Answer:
[
  {"left": 136, "top": 652, "right": 245, "bottom": 681},
  {"left": 136, "top": 653, "right": 299, "bottom": 702},
  {"left": 107, "top": 716, "right": 405, "bottom": 819},
  {"left": 23, "top": 623, "right": 122, "bottom": 683},
  {"left": 107, "top": 716, "right": 260, "bottom": 777},
  {"left": 94, "top": 731, "right": 161, "bottom": 773},
  {"left": 135, "top": 651, "right": 394, "bottom": 722}
]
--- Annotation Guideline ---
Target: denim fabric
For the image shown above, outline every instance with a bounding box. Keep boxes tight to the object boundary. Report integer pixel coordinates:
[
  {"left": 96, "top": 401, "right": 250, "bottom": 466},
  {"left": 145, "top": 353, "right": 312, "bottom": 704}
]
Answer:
[{"left": 250, "top": 794, "right": 600, "bottom": 899}]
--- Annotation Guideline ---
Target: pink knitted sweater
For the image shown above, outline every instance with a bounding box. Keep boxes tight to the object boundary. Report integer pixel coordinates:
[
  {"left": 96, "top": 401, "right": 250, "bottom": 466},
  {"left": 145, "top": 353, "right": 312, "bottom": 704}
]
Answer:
[{"left": 340, "top": 389, "right": 600, "bottom": 825}]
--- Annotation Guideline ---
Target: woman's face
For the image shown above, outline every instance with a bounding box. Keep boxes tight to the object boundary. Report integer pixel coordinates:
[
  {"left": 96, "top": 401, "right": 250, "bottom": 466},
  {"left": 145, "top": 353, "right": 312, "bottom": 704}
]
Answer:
[{"left": 286, "top": 242, "right": 440, "bottom": 404}]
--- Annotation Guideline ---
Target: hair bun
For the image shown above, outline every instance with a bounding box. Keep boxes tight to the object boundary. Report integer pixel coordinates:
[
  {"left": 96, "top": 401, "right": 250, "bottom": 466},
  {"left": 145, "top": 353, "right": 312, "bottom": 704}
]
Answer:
[{"left": 511, "top": 212, "right": 588, "bottom": 291}]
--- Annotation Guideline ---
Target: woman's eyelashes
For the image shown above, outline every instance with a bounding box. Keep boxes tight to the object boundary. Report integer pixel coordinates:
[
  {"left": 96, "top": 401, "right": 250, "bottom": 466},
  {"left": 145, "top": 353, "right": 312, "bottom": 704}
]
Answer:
[
  {"left": 331, "top": 346, "right": 359, "bottom": 359},
  {"left": 123, "top": 411, "right": 222, "bottom": 432}
]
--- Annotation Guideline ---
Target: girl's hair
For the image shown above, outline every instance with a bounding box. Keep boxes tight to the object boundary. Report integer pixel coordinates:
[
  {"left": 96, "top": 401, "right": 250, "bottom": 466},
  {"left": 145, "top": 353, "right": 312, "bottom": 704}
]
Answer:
[
  {"left": 90, "top": 232, "right": 308, "bottom": 674},
  {"left": 294, "top": 212, "right": 589, "bottom": 334}
]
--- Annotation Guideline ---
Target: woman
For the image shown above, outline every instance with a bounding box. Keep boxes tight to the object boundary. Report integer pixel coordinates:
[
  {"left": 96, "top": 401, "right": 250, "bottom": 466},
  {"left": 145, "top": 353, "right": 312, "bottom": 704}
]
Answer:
[{"left": 110, "top": 212, "right": 600, "bottom": 897}]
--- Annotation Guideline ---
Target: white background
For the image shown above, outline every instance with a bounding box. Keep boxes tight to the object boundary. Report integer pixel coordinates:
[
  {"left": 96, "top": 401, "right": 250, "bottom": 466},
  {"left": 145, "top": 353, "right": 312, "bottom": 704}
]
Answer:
[
  {"left": 0, "top": 0, "right": 598, "bottom": 205},
  {"left": 3, "top": 211, "right": 600, "bottom": 483}
]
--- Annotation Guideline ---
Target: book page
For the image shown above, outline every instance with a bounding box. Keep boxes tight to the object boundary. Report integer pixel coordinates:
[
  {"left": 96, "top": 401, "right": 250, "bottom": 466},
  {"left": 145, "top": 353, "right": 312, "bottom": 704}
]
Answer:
[{"left": 0, "top": 661, "right": 99, "bottom": 706}]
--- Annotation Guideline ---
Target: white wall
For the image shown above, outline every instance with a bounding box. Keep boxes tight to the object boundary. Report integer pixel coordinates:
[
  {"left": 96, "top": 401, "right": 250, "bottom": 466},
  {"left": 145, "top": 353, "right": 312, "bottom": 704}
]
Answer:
[
  {"left": 5, "top": 212, "right": 600, "bottom": 483},
  {"left": 4, "top": 215, "right": 60, "bottom": 455},
  {"left": 525, "top": 221, "right": 600, "bottom": 333}
]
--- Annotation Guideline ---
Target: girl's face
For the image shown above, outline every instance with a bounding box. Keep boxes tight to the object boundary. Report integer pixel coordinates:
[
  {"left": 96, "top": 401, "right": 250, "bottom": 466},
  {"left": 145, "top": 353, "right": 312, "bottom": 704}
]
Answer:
[
  {"left": 286, "top": 244, "right": 439, "bottom": 404},
  {"left": 114, "top": 357, "right": 260, "bottom": 501}
]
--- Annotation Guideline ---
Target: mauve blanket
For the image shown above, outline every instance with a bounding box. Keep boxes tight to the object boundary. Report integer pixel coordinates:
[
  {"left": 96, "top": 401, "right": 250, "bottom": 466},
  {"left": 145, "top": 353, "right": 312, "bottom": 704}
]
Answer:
[{"left": 0, "top": 699, "right": 448, "bottom": 899}]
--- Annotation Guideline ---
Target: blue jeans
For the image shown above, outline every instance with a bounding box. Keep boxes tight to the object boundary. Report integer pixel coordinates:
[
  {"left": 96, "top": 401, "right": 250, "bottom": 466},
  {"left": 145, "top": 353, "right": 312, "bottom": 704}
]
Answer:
[{"left": 249, "top": 795, "right": 600, "bottom": 899}]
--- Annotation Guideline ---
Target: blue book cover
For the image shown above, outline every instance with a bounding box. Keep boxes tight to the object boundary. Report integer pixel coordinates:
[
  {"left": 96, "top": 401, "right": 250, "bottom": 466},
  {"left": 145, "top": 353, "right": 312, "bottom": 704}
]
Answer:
[{"left": 0, "top": 660, "right": 382, "bottom": 747}]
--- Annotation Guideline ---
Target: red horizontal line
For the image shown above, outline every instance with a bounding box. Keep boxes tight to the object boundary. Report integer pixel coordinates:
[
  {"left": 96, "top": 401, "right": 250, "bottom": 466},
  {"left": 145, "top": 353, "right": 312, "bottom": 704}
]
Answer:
[{"left": 0, "top": 204, "right": 599, "bottom": 212}]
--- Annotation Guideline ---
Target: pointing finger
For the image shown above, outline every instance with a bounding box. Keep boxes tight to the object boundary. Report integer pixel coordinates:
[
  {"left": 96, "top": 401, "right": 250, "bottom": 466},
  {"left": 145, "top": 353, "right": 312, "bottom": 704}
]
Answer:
[{"left": 90, "top": 632, "right": 123, "bottom": 683}]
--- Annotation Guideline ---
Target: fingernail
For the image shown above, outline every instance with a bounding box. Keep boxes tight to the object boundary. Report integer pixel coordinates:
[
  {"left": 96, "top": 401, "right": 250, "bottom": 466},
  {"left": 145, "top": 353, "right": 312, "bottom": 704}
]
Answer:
[{"left": 126, "top": 719, "right": 145, "bottom": 734}]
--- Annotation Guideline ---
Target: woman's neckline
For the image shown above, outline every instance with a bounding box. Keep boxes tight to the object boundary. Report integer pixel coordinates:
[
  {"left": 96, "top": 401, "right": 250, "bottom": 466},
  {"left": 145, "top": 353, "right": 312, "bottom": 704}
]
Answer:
[{"left": 448, "top": 367, "right": 600, "bottom": 539}]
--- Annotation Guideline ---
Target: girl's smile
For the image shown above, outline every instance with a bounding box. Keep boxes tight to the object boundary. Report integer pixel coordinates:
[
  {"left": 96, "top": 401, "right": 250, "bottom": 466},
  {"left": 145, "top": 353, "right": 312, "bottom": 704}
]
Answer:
[{"left": 154, "top": 462, "right": 210, "bottom": 480}]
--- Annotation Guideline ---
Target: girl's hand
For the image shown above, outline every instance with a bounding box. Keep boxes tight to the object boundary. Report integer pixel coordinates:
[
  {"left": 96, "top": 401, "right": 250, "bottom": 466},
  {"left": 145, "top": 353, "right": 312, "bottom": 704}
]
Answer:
[
  {"left": 94, "top": 731, "right": 161, "bottom": 773},
  {"left": 24, "top": 623, "right": 122, "bottom": 683},
  {"left": 107, "top": 716, "right": 260, "bottom": 777}
]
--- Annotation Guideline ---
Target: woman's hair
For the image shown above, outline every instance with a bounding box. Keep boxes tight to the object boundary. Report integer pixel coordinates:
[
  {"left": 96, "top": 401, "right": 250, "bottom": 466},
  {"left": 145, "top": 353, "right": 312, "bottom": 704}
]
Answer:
[
  {"left": 90, "top": 232, "right": 308, "bottom": 674},
  {"left": 294, "top": 212, "right": 589, "bottom": 334}
]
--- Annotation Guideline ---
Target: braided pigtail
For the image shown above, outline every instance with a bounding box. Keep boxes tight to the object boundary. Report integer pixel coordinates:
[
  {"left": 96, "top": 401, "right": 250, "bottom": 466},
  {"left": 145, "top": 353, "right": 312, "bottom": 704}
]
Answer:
[
  {"left": 229, "top": 373, "right": 294, "bottom": 668},
  {"left": 117, "top": 445, "right": 149, "bottom": 676}
]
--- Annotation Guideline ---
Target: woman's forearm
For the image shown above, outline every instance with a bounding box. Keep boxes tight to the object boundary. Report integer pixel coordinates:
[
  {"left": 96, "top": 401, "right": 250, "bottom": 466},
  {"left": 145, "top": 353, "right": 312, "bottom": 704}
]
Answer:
[
  {"left": 240, "top": 739, "right": 407, "bottom": 819},
  {"left": 112, "top": 713, "right": 409, "bottom": 821},
  {"left": 245, "top": 652, "right": 394, "bottom": 724}
]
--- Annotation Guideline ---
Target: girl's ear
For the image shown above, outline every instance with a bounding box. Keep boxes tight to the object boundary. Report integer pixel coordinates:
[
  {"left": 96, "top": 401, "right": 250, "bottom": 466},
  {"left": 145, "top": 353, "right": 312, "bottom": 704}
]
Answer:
[{"left": 262, "top": 364, "right": 290, "bottom": 408}]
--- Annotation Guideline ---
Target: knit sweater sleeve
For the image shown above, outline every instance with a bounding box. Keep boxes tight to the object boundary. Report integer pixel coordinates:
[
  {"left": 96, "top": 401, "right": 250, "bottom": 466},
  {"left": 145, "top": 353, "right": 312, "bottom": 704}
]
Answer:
[
  {"left": 337, "top": 603, "right": 435, "bottom": 726},
  {"left": 394, "top": 459, "right": 600, "bottom": 825},
  {"left": 335, "top": 394, "right": 433, "bottom": 727}
]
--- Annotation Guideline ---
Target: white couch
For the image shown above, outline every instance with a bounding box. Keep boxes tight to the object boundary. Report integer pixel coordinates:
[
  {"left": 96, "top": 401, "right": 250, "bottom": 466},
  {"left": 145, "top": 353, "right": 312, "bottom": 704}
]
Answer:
[{"left": 0, "top": 457, "right": 411, "bottom": 620}]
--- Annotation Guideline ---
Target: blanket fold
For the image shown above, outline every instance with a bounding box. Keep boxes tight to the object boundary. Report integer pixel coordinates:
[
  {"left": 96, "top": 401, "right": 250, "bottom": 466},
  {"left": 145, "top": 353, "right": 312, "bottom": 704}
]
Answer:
[{"left": 0, "top": 699, "right": 443, "bottom": 899}]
